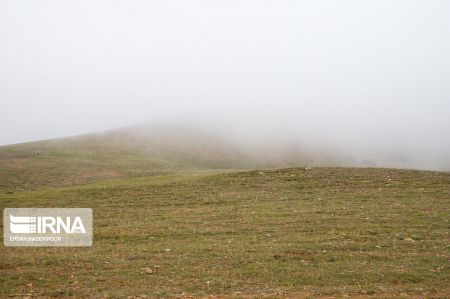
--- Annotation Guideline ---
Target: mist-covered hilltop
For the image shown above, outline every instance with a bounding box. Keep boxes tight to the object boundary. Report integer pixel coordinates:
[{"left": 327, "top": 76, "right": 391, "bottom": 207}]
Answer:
[
  {"left": 0, "top": 121, "right": 447, "bottom": 193},
  {"left": 0, "top": 123, "right": 244, "bottom": 192}
]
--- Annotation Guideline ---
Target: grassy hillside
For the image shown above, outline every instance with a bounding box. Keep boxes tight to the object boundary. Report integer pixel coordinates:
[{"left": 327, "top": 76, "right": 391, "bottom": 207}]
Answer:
[
  {"left": 0, "top": 125, "right": 255, "bottom": 193},
  {"left": 0, "top": 123, "right": 361, "bottom": 194},
  {"left": 1, "top": 167, "right": 449, "bottom": 298}
]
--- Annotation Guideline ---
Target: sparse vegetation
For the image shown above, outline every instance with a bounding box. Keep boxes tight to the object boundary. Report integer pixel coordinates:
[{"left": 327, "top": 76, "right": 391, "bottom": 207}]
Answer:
[
  {"left": 0, "top": 126, "right": 254, "bottom": 193},
  {"left": 1, "top": 167, "right": 449, "bottom": 298}
]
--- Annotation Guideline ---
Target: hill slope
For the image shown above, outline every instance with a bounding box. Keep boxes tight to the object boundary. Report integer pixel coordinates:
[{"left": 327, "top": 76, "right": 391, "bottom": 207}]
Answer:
[
  {"left": 1, "top": 167, "right": 449, "bottom": 297},
  {"left": 0, "top": 123, "right": 346, "bottom": 193},
  {"left": 0, "top": 124, "right": 257, "bottom": 193}
]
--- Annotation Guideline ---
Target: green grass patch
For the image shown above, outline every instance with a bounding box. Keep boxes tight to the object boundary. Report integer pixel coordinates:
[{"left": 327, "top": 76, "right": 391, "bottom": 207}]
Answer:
[{"left": 1, "top": 167, "right": 449, "bottom": 297}]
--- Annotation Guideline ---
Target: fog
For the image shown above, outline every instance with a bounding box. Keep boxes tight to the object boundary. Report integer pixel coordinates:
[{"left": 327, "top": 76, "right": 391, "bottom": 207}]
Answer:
[{"left": 1, "top": 1, "right": 449, "bottom": 170}]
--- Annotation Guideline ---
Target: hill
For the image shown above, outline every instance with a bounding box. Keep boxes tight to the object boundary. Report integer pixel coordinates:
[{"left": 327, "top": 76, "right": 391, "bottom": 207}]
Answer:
[
  {"left": 0, "top": 123, "right": 346, "bottom": 193},
  {"left": 0, "top": 124, "right": 257, "bottom": 193},
  {"left": 1, "top": 167, "right": 449, "bottom": 297},
  {"left": 1, "top": 125, "right": 448, "bottom": 297}
]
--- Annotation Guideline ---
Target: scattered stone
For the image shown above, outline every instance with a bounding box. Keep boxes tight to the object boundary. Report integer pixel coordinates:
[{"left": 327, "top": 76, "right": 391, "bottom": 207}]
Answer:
[
  {"left": 141, "top": 267, "right": 153, "bottom": 274},
  {"left": 404, "top": 237, "right": 416, "bottom": 243}
]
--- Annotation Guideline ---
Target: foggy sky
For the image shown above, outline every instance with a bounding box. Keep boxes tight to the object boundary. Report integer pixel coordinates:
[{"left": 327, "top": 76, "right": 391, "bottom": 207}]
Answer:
[{"left": 1, "top": 1, "right": 449, "bottom": 169}]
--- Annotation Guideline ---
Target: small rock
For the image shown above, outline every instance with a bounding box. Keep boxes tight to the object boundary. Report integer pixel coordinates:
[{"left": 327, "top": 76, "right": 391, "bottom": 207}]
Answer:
[
  {"left": 141, "top": 267, "right": 153, "bottom": 274},
  {"left": 404, "top": 237, "right": 416, "bottom": 243}
]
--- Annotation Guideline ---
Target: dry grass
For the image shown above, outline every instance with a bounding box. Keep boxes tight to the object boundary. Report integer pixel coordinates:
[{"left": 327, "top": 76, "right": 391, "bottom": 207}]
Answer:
[{"left": 1, "top": 167, "right": 449, "bottom": 298}]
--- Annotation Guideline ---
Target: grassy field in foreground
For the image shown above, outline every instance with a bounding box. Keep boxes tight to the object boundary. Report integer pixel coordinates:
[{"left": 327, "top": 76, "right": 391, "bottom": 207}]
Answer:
[{"left": 1, "top": 167, "right": 449, "bottom": 298}]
